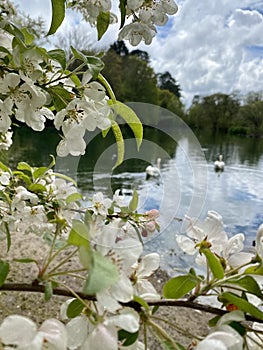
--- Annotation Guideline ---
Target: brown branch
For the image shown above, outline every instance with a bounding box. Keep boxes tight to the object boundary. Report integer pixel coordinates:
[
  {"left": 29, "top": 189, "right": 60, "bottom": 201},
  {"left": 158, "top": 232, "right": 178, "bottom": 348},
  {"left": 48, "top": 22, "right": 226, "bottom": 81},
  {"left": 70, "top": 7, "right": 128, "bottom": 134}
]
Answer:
[{"left": 1, "top": 283, "right": 262, "bottom": 323}]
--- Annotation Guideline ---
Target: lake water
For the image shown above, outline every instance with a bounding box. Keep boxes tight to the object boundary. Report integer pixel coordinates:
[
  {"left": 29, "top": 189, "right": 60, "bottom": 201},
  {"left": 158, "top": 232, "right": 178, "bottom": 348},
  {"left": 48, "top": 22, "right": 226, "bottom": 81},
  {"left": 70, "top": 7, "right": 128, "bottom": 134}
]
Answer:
[{"left": 4, "top": 125, "right": 263, "bottom": 274}]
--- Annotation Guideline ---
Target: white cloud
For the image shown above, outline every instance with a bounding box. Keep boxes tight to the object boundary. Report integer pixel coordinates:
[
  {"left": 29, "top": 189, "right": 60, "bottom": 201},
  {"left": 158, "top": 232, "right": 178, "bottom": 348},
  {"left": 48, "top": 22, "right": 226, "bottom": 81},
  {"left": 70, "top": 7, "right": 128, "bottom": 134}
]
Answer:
[
  {"left": 136, "top": 0, "right": 263, "bottom": 106},
  {"left": 11, "top": 0, "right": 263, "bottom": 107}
]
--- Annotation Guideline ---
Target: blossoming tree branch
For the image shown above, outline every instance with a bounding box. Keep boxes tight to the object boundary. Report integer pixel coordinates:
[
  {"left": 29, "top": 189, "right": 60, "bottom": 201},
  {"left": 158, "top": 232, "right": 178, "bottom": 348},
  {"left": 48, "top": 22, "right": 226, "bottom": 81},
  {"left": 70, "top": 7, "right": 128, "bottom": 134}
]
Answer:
[{"left": 0, "top": 0, "right": 263, "bottom": 349}]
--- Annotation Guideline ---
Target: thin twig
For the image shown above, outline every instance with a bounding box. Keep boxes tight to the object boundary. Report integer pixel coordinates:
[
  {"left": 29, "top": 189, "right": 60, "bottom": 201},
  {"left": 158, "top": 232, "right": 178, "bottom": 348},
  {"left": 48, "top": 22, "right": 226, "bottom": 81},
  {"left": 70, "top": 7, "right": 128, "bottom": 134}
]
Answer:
[{"left": 1, "top": 283, "right": 263, "bottom": 323}]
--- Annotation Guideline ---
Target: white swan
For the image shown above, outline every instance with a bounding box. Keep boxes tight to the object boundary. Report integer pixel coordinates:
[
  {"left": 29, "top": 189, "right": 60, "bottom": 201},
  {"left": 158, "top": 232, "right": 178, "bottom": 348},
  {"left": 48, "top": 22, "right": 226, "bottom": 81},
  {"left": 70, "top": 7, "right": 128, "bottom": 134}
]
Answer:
[
  {"left": 146, "top": 158, "right": 161, "bottom": 179},
  {"left": 214, "top": 154, "right": 225, "bottom": 172}
]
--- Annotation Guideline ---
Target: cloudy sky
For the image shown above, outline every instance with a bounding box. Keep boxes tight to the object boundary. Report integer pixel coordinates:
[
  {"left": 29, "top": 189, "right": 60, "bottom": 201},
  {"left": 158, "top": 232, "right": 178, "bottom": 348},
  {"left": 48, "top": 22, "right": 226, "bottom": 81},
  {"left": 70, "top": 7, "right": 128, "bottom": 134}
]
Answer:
[{"left": 13, "top": 0, "right": 263, "bottom": 106}]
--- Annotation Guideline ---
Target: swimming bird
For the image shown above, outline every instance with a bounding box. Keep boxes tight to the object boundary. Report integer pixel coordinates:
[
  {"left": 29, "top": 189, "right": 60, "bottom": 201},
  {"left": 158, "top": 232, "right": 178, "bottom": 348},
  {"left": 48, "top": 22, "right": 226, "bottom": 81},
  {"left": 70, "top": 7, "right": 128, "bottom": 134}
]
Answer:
[
  {"left": 146, "top": 158, "right": 161, "bottom": 179},
  {"left": 214, "top": 154, "right": 225, "bottom": 172}
]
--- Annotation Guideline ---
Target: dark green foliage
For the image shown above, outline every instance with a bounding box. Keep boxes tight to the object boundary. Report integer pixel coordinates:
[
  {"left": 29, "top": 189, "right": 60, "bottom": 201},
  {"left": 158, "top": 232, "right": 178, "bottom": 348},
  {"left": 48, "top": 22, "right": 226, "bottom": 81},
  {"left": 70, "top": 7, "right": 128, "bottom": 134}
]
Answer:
[{"left": 157, "top": 71, "right": 181, "bottom": 98}]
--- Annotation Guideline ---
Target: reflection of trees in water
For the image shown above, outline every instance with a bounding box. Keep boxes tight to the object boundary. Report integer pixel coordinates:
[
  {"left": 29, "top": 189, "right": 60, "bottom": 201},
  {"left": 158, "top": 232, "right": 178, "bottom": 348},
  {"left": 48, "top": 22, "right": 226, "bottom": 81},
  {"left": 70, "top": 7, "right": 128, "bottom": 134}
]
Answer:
[
  {"left": 197, "top": 131, "right": 263, "bottom": 167},
  {"left": 4, "top": 126, "right": 59, "bottom": 168}
]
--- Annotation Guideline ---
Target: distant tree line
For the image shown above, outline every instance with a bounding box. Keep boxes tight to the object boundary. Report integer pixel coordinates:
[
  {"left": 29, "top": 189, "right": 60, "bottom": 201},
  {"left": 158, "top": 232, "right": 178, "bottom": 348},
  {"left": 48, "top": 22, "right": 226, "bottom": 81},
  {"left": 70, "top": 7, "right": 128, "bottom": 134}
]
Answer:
[
  {"left": 187, "top": 91, "right": 263, "bottom": 138},
  {"left": 101, "top": 41, "right": 184, "bottom": 118},
  {"left": 102, "top": 41, "right": 263, "bottom": 138}
]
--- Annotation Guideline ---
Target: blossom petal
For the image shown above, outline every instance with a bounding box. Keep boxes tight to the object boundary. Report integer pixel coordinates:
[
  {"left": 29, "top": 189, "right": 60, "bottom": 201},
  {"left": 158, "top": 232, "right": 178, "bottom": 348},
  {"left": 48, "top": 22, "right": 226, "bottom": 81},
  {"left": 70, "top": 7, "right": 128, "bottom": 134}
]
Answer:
[
  {"left": 82, "top": 324, "right": 118, "bottom": 350},
  {"left": 0, "top": 315, "right": 37, "bottom": 347},
  {"left": 107, "top": 308, "right": 139, "bottom": 333},
  {"left": 136, "top": 253, "right": 160, "bottom": 278},
  {"left": 38, "top": 319, "right": 67, "bottom": 350},
  {"left": 176, "top": 235, "right": 196, "bottom": 255},
  {"left": 66, "top": 316, "right": 88, "bottom": 350}
]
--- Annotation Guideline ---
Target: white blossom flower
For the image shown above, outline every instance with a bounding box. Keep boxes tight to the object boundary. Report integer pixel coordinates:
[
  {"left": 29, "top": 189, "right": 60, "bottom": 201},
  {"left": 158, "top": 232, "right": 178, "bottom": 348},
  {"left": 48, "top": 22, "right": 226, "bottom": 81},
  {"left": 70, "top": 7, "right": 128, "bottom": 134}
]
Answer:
[
  {"left": 0, "top": 130, "right": 13, "bottom": 150},
  {"left": 0, "top": 171, "right": 10, "bottom": 186},
  {"left": 95, "top": 228, "right": 142, "bottom": 312},
  {"left": 70, "top": 0, "right": 112, "bottom": 26},
  {"left": 222, "top": 233, "right": 254, "bottom": 269},
  {"left": 159, "top": 0, "right": 178, "bottom": 15},
  {"left": 131, "top": 253, "right": 160, "bottom": 299},
  {"left": 64, "top": 306, "right": 139, "bottom": 350},
  {"left": 256, "top": 223, "right": 263, "bottom": 259},
  {"left": 195, "top": 312, "right": 245, "bottom": 350},
  {"left": 195, "top": 326, "right": 243, "bottom": 350},
  {"left": 0, "top": 315, "right": 67, "bottom": 350},
  {"left": 0, "top": 99, "right": 12, "bottom": 132},
  {"left": 0, "top": 30, "right": 13, "bottom": 57},
  {"left": 127, "top": 0, "right": 144, "bottom": 11},
  {"left": 15, "top": 49, "right": 44, "bottom": 81},
  {"left": 0, "top": 73, "right": 46, "bottom": 110},
  {"left": 56, "top": 127, "right": 86, "bottom": 157},
  {"left": 176, "top": 211, "right": 228, "bottom": 264},
  {"left": 82, "top": 71, "right": 106, "bottom": 102},
  {"left": 119, "top": 22, "right": 156, "bottom": 46},
  {"left": 92, "top": 192, "right": 112, "bottom": 217}
]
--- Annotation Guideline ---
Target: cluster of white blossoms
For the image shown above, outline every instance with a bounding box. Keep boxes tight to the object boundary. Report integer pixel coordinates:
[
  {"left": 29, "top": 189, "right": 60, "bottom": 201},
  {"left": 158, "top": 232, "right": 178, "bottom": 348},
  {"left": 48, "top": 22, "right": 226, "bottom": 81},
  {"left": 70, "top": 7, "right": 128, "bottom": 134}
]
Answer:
[
  {"left": 0, "top": 27, "right": 112, "bottom": 156},
  {"left": 119, "top": 0, "right": 178, "bottom": 45},
  {"left": 0, "top": 159, "right": 161, "bottom": 350},
  {"left": 0, "top": 165, "right": 81, "bottom": 240},
  {"left": 68, "top": 0, "right": 178, "bottom": 46}
]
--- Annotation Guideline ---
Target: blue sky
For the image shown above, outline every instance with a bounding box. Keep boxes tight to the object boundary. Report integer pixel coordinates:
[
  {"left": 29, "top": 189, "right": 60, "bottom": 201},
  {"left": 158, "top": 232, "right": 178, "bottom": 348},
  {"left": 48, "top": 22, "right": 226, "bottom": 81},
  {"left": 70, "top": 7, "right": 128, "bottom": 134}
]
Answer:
[{"left": 13, "top": 0, "right": 263, "bottom": 106}]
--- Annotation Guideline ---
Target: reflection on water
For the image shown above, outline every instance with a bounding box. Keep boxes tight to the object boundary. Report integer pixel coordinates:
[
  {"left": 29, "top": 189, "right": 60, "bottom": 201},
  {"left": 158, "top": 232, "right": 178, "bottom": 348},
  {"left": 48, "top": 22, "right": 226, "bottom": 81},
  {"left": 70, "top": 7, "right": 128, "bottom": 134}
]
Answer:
[{"left": 3, "top": 126, "right": 263, "bottom": 273}]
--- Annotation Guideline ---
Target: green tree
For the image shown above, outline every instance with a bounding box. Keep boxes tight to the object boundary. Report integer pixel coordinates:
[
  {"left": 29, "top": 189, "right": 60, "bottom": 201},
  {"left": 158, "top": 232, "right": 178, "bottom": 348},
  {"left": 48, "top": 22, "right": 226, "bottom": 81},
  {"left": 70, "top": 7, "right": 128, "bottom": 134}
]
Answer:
[
  {"left": 157, "top": 89, "right": 185, "bottom": 118},
  {"left": 240, "top": 92, "right": 263, "bottom": 138},
  {"left": 188, "top": 93, "right": 240, "bottom": 133},
  {"left": 157, "top": 71, "right": 181, "bottom": 98}
]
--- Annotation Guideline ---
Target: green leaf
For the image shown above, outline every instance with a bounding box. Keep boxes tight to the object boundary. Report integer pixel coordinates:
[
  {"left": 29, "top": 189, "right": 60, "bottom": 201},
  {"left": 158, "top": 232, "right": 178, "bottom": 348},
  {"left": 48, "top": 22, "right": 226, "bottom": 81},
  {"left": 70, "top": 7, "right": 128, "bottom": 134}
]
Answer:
[
  {"left": 48, "top": 49, "right": 66, "bottom": 69},
  {"left": 208, "top": 315, "right": 221, "bottom": 327},
  {"left": 86, "top": 56, "right": 104, "bottom": 78},
  {"left": 68, "top": 220, "right": 90, "bottom": 249},
  {"left": 244, "top": 263, "right": 263, "bottom": 275},
  {"left": 112, "top": 101, "right": 143, "bottom": 150},
  {"left": 201, "top": 248, "right": 224, "bottom": 279},
  {"left": 118, "top": 329, "right": 139, "bottom": 347},
  {"left": 111, "top": 121, "right": 124, "bottom": 169},
  {"left": 0, "top": 46, "right": 11, "bottom": 55},
  {"left": 133, "top": 295, "right": 150, "bottom": 311},
  {"left": 64, "top": 70, "right": 81, "bottom": 87},
  {"left": 0, "top": 260, "right": 9, "bottom": 287},
  {"left": 52, "top": 173, "right": 77, "bottom": 186},
  {"left": 0, "top": 162, "right": 11, "bottom": 173},
  {"left": 163, "top": 275, "right": 197, "bottom": 299},
  {"left": 4, "top": 223, "right": 11, "bottom": 253},
  {"left": 48, "top": 84, "right": 73, "bottom": 111},
  {"left": 66, "top": 192, "right": 82, "bottom": 204},
  {"left": 128, "top": 189, "right": 139, "bottom": 211},
  {"left": 20, "top": 28, "right": 34, "bottom": 45},
  {"left": 79, "top": 245, "right": 92, "bottom": 269},
  {"left": 44, "top": 281, "right": 53, "bottom": 301},
  {"left": 2, "top": 22, "right": 25, "bottom": 43},
  {"left": 15, "top": 258, "right": 38, "bottom": 264},
  {"left": 71, "top": 46, "right": 87, "bottom": 62},
  {"left": 17, "top": 161, "right": 32, "bottom": 172},
  {"left": 12, "top": 171, "right": 32, "bottom": 186},
  {"left": 229, "top": 321, "right": 246, "bottom": 337},
  {"left": 97, "top": 11, "right": 110, "bottom": 40},
  {"left": 28, "top": 183, "right": 46, "bottom": 193},
  {"left": 219, "top": 292, "right": 263, "bottom": 320},
  {"left": 47, "top": 0, "right": 66, "bottom": 35},
  {"left": 66, "top": 298, "right": 84, "bottom": 318},
  {"left": 33, "top": 167, "right": 48, "bottom": 180},
  {"left": 227, "top": 276, "right": 263, "bottom": 298},
  {"left": 119, "top": 0, "right": 127, "bottom": 29},
  {"left": 83, "top": 251, "right": 119, "bottom": 295}
]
